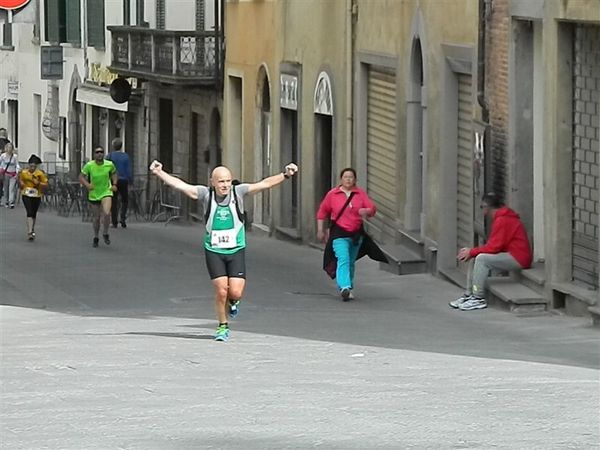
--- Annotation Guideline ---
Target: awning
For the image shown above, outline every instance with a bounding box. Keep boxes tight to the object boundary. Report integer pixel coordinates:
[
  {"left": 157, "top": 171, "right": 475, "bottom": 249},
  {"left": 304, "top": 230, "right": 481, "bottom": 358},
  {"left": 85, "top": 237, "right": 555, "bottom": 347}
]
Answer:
[{"left": 76, "top": 85, "right": 128, "bottom": 112}]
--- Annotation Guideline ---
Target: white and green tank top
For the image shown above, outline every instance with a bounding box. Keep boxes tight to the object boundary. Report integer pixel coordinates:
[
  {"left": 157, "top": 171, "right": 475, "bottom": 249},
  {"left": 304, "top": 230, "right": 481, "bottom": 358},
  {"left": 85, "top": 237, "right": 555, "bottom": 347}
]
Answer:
[{"left": 197, "top": 184, "right": 249, "bottom": 254}]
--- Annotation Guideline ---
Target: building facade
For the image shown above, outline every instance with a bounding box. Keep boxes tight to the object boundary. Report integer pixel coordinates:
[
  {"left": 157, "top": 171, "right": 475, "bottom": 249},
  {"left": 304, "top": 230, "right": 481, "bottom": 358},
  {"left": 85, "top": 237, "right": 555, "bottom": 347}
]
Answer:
[
  {"left": 486, "top": 0, "right": 599, "bottom": 317},
  {"left": 0, "top": 0, "right": 223, "bottom": 221},
  {"left": 224, "top": 0, "right": 349, "bottom": 239}
]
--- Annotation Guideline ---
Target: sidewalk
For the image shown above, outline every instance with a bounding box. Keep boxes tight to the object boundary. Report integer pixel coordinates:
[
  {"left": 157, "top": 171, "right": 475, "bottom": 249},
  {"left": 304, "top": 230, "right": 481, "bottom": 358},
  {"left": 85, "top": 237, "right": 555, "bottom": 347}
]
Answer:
[{"left": 1, "top": 305, "right": 598, "bottom": 450}]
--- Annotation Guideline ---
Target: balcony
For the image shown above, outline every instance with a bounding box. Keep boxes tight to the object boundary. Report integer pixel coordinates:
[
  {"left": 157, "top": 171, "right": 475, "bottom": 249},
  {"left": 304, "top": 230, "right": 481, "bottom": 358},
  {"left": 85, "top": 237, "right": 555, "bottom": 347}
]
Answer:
[{"left": 108, "top": 26, "right": 222, "bottom": 86}]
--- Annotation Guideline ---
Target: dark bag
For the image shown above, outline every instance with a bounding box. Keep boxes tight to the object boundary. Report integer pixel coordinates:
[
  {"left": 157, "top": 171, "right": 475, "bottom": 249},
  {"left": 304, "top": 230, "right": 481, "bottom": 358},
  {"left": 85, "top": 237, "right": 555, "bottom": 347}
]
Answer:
[{"left": 322, "top": 192, "right": 388, "bottom": 278}]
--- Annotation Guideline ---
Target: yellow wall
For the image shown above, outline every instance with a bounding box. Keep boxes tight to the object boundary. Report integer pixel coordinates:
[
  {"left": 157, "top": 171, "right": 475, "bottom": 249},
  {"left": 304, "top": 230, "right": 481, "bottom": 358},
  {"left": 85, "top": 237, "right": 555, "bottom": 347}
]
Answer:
[
  {"left": 280, "top": 0, "right": 349, "bottom": 234},
  {"left": 224, "top": 0, "right": 278, "bottom": 182},
  {"left": 355, "top": 0, "right": 479, "bottom": 243}
]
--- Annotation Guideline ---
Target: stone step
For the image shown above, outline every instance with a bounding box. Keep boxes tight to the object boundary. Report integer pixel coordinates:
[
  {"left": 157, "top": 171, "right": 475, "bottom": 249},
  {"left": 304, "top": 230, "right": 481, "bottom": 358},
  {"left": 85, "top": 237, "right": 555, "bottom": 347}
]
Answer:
[
  {"left": 438, "top": 267, "right": 467, "bottom": 290},
  {"left": 588, "top": 306, "right": 600, "bottom": 327},
  {"left": 487, "top": 277, "right": 548, "bottom": 314},
  {"left": 275, "top": 226, "right": 302, "bottom": 243},
  {"left": 379, "top": 243, "right": 427, "bottom": 276},
  {"left": 398, "top": 229, "right": 425, "bottom": 256},
  {"left": 517, "top": 263, "right": 546, "bottom": 295}
]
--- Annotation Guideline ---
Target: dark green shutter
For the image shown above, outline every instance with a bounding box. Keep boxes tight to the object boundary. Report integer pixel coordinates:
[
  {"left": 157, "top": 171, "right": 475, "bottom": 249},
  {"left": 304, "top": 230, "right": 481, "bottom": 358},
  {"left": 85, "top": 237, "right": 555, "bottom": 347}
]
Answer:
[
  {"left": 87, "top": 0, "right": 105, "bottom": 48},
  {"left": 156, "top": 0, "right": 165, "bottom": 29},
  {"left": 46, "top": 0, "right": 60, "bottom": 44},
  {"left": 66, "top": 0, "right": 80, "bottom": 45},
  {"left": 195, "top": 0, "right": 204, "bottom": 31}
]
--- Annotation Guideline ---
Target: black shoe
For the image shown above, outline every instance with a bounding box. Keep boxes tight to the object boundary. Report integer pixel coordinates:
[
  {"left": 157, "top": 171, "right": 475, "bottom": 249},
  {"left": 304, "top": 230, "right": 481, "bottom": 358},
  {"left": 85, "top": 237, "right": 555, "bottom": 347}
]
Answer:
[
  {"left": 103, "top": 234, "right": 110, "bottom": 245},
  {"left": 112, "top": 223, "right": 118, "bottom": 228},
  {"left": 120, "top": 221, "right": 127, "bottom": 228},
  {"left": 93, "top": 237, "right": 99, "bottom": 248}
]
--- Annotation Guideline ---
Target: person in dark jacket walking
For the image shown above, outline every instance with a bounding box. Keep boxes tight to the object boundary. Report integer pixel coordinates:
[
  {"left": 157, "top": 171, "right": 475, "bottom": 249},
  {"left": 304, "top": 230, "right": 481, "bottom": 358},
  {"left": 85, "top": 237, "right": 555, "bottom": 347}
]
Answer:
[
  {"left": 450, "top": 192, "right": 533, "bottom": 311},
  {"left": 107, "top": 137, "right": 132, "bottom": 228}
]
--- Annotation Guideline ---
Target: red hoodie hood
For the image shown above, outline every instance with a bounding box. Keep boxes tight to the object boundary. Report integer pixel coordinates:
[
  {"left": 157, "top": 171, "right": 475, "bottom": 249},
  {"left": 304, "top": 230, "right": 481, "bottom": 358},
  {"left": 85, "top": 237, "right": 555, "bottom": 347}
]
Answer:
[
  {"left": 493, "top": 206, "right": 520, "bottom": 221},
  {"left": 470, "top": 206, "right": 533, "bottom": 268}
]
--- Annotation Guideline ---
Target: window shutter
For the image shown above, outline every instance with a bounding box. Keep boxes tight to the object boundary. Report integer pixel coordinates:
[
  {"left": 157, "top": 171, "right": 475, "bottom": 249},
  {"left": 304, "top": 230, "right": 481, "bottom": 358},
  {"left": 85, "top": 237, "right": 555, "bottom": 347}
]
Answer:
[
  {"left": 87, "top": 0, "right": 105, "bottom": 48},
  {"left": 195, "top": 0, "right": 205, "bottom": 31},
  {"left": 66, "top": 0, "right": 80, "bottom": 45},
  {"left": 156, "top": 0, "right": 165, "bottom": 29},
  {"left": 45, "top": 0, "right": 60, "bottom": 43},
  {"left": 123, "top": 0, "right": 130, "bottom": 25}
]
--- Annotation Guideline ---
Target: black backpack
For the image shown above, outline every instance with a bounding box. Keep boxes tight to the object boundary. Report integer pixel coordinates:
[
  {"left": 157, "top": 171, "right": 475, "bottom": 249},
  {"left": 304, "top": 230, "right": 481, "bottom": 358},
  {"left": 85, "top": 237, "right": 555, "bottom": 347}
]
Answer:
[{"left": 204, "top": 184, "right": 246, "bottom": 224}]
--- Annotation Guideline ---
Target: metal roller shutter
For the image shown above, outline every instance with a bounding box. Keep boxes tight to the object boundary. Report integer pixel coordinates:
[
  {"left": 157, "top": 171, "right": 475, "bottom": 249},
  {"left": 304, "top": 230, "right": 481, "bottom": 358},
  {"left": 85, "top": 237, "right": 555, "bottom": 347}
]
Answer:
[
  {"left": 457, "top": 73, "right": 474, "bottom": 251},
  {"left": 571, "top": 24, "right": 599, "bottom": 289},
  {"left": 366, "top": 68, "right": 397, "bottom": 242}
]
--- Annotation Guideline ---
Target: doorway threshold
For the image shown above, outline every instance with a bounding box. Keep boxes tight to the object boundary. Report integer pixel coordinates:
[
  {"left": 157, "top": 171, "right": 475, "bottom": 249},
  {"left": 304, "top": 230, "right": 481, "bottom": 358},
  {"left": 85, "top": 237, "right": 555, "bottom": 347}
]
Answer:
[{"left": 275, "top": 226, "right": 302, "bottom": 243}]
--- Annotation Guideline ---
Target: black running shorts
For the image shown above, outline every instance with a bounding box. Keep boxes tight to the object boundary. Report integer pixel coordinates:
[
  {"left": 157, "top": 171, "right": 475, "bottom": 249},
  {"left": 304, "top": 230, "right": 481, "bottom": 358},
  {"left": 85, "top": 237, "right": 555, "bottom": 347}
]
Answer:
[{"left": 205, "top": 248, "right": 246, "bottom": 280}]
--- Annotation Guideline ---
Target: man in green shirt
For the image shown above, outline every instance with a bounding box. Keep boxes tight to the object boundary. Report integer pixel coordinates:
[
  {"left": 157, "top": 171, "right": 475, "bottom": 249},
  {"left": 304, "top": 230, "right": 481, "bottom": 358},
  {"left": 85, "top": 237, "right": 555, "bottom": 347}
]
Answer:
[
  {"left": 150, "top": 159, "right": 298, "bottom": 342},
  {"left": 79, "top": 146, "right": 118, "bottom": 247}
]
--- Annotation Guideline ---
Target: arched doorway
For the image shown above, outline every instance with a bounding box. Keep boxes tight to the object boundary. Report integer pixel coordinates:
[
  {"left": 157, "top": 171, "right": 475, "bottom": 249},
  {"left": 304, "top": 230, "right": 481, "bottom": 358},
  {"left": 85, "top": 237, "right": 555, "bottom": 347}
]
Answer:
[
  {"left": 314, "top": 71, "right": 334, "bottom": 222},
  {"left": 68, "top": 68, "right": 83, "bottom": 176},
  {"left": 406, "top": 37, "right": 425, "bottom": 233},
  {"left": 256, "top": 66, "right": 272, "bottom": 227}
]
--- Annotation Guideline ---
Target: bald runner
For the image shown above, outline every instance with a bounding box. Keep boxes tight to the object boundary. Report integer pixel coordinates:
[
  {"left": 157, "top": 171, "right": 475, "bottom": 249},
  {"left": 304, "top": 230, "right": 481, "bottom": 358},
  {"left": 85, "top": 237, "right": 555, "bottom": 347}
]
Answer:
[{"left": 150, "top": 160, "right": 298, "bottom": 341}]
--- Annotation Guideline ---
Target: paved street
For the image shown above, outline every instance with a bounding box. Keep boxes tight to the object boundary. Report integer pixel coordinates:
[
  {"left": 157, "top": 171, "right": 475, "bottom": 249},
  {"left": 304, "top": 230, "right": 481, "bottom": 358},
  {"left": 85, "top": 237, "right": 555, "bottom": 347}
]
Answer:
[{"left": 1, "top": 205, "right": 599, "bottom": 449}]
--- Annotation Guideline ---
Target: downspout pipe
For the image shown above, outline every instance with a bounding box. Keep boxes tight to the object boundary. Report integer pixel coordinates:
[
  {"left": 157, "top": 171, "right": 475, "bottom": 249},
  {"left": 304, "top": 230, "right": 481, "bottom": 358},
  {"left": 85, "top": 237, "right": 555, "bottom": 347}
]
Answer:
[
  {"left": 477, "top": 0, "right": 489, "bottom": 123},
  {"left": 218, "top": 0, "right": 225, "bottom": 93},
  {"left": 346, "top": 0, "right": 357, "bottom": 167}
]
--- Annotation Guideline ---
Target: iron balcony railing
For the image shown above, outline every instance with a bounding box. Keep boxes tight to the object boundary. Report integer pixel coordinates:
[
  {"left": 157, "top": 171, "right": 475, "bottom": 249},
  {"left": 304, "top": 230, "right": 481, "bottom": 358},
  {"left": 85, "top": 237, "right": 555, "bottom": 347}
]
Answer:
[{"left": 108, "top": 26, "right": 222, "bottom": 85}]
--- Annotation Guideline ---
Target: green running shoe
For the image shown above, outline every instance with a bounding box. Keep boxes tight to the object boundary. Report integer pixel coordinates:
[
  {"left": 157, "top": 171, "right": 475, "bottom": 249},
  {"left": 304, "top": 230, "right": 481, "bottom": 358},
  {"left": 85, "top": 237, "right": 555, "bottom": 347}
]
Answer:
[{"left": 214, "top": 325, "right": 230, "bottom": 342}]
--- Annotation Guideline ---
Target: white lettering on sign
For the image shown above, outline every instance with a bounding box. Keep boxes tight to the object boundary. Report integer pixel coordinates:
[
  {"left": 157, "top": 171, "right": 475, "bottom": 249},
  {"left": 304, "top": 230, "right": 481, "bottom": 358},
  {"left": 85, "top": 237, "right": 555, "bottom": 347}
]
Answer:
[{"left": 7, "top": 81, "right": 19, "bottom": 99}]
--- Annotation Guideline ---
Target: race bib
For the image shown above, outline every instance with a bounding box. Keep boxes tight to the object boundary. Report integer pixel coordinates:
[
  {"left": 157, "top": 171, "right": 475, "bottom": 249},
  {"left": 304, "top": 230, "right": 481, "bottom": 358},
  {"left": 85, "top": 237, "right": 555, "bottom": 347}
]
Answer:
[
  {"left": 210, "top": 229, "right": 238, "bottom": 249},
  {"left": 24, "top": 187, "right": 39, "bottom": 197}
]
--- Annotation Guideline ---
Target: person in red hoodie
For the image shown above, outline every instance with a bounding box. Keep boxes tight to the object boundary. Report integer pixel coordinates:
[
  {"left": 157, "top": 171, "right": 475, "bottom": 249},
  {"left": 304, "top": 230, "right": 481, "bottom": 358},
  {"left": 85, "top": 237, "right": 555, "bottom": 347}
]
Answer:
[{"left": 450, "top": 192, "right": 533, "bottom": 311}]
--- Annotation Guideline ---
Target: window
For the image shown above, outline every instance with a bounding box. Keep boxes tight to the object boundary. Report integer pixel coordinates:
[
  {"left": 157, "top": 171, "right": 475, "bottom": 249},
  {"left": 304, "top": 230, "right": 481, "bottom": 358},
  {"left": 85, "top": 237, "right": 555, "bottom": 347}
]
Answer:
[
  {"left": 1, "top": 9, "right": 13, "bottom": 48},
  {"left": 87, "top": 0, "right": 105, "bottom": 48},
  {"left": 44, "top": 0, "right": 80, "bottom": 45}
]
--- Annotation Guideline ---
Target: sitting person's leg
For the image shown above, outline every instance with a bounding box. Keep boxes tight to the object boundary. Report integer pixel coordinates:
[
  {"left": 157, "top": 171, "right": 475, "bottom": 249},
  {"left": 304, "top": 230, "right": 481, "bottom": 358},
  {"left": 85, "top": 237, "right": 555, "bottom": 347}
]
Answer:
[
  {"left": 459, "top": 253, "right": 522, "bottom": 311},
  {"left": 471, "top": 252, "right": 522, "bottom": 297},
  {"left": 449, "top": 259, "right": 476, "bottom": 308}
]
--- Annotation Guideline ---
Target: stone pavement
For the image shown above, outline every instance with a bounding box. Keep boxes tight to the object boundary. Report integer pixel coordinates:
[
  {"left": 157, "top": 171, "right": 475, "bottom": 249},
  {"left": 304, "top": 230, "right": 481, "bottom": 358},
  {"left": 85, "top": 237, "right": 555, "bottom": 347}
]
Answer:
[
  {"left": 1, "top": 306, "right": 598, "bottom": 450},
  {"left": 0, "top": 206, "right": 599, "bottom": 449}
]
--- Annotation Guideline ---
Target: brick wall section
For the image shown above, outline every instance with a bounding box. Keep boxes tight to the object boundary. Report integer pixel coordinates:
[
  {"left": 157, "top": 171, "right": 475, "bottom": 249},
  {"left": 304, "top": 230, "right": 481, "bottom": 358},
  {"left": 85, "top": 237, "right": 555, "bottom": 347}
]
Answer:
[
  {"left": 572, "top": 24, "right": 599, "bottom": 289},
  {"left": 485, "top": 0, "right": 509, "bottom": 202}
]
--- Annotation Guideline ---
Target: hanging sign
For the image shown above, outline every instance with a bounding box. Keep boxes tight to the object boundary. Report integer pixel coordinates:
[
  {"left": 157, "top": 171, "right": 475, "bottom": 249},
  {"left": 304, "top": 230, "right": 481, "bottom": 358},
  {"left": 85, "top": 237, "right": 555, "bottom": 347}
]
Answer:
[
  {"left": 0, "top": 0, "right": 31, "bottom": 10},
  {"left": 280, "top": 74, "right": 298, "bottom": 110}
]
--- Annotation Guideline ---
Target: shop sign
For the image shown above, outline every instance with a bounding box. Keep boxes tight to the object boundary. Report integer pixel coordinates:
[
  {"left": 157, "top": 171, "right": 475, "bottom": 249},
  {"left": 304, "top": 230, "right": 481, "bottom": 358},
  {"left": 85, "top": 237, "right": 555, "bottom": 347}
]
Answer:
[
  {"left": 88, "top": 63, "right": 136, "bottom": 88},
  {"left": 280, "top": 74, "right": 298, "bottom": 110},
  {"left": 314, "top": 71, "right": 333, "bottom": 116},
  {"left": 0, "top": 0, "right": 31, "bottom": 10},
  {"left": 7, "top": 80, "right": 18, "bottom": 99}
]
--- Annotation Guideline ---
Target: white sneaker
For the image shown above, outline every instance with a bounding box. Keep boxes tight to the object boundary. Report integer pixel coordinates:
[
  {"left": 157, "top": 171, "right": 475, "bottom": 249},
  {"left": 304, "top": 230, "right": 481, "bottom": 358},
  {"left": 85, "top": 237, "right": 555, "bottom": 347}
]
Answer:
[
  {"left": 340, "top": 288, "right": 351, "bottom": 301},
  {"left": 458, "top": 296, "right": 487, "bottom": 311},
  {"left": 449, "top": 293, "right": 471, "bottom": 309}
]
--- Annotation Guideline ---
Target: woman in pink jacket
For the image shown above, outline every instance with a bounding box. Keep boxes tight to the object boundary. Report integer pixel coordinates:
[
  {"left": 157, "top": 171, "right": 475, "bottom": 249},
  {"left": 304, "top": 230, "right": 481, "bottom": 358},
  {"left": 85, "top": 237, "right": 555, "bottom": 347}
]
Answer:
[{"left": 317, "top": 168, "right": 386, "bottom": 301}]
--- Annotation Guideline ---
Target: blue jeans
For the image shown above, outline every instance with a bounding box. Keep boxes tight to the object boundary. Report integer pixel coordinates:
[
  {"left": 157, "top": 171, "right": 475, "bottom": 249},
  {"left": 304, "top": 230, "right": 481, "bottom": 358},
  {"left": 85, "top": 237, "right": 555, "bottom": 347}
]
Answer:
[{"left": 332, "top": 236, "right": 363, "bottom": 291}]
